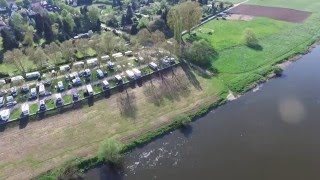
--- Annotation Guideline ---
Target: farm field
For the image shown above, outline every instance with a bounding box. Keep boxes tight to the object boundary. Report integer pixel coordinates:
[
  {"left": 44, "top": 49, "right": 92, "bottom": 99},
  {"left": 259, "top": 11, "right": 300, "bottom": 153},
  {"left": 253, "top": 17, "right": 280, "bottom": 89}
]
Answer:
[{"left": 224, "top": 0, "right": 320, "bottom": 12}]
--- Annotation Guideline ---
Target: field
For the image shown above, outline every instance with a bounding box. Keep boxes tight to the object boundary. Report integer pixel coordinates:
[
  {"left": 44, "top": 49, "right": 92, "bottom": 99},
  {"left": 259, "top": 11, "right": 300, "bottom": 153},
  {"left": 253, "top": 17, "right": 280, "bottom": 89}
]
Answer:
[
  {"left": 0, "top": 67, "right": 226, "bottom": 179},
  {"left": 224, "top": 0, "right": 320, "bottom": 12}
]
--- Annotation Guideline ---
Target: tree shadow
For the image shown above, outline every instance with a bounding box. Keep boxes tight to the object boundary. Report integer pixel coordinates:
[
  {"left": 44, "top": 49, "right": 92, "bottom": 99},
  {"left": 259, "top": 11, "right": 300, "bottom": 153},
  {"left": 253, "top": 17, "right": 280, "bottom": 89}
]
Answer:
[
  {"left": 117, "top": 91, "right": 137, "bottom": 119},
  {"left": 179, "top": 124, "right": 193, "bottom": 138},
  {"left": 19, "top": 116, "right": 29, "bottom": 129},
  {"left": 248, "top": 44, "right": 263, "bottom": 51},
  {"left": 181, "top": 63, "right": 202, "bottom": 90}
]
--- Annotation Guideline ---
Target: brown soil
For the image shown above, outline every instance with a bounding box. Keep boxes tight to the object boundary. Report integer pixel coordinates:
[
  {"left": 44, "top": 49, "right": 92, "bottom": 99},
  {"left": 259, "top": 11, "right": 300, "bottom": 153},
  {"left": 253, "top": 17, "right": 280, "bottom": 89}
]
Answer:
[
  {"left": 226, "top": 14, "right": 254, "bottom": 21},
  {"left": 230, "top": 4, "right": 312, "bottom": 23}
]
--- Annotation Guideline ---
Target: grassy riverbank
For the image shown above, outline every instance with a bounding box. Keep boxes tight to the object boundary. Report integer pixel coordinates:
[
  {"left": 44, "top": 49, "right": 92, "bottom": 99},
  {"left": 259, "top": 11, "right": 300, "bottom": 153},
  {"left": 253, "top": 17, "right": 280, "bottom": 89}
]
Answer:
[{"left": 2, "top": 1, "right": 320, "bottom": 179}]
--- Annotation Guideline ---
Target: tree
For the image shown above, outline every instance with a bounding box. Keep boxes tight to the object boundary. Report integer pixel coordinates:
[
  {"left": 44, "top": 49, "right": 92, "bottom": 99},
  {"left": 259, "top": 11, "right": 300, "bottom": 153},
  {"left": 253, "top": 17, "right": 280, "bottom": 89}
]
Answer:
[
  {"left": 0, "top": 0, "right": 8, "bottom": 8},
  {"left": 23, "top": 25, "right": 35, "bottom": 46},
  {"left": 60, "top": 40, "right": 75, "bottom": 63},
  {"left": 44, "top": 42, "right": 62, "bottom": 65},
  {"left": 97, "top": 138, "right": 123, "bottom": 165},
  {"left": 183, "top": 39, "right": 217, "bottom": 67},
  {"left": 1, "top": 29, "right": 19, "bottom": 50},
  {"left": 167, "top": 1, "right": 201, "bottom": 45},
  {"left": 137, "top": 28, "right": 151, "bottom": 46},
  {"left": 244, "top": 28, "right": 259, "bottom": 48},
  {"left": 4, "top": 49, "right": 28, "bottom": 74},
  {"left": 126, "top": 5, "right": 133, "bottom": 24},
  {"left": 22, "top": 0, "right": 31, "bottom": 8},
  {"left": 63, "top": 13, "right": 75, "bottom": 35},
  {"left": 88, "top": 7, "right": 100, "bottom": 24},
  {"left": 151, "top": 30, "right": 165, "bottom": 46},
  {"left": 26, "top": 47, "right": 48, "bottom": 69},
  {"left": 43, "top": 20, "right": 54, "bottom": 43},
  {"left": 0, "top": 36, "right": 3, "bottom": 51}
]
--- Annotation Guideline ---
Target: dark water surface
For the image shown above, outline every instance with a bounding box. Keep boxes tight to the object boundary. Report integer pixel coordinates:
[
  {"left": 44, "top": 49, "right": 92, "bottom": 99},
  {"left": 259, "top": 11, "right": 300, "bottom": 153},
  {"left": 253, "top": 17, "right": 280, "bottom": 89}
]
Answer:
[{"left": 85, "top": 46, "right": 320, "bottom": 180}]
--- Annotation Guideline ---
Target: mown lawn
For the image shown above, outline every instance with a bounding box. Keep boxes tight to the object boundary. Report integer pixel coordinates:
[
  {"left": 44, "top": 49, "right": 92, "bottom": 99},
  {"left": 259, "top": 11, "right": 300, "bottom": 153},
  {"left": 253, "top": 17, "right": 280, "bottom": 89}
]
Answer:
[
  {"left": 187, "top": 17, "right": 292, "bottom": 50},
  {"left": 188, "top": 12, "right": 320, "bottom": 93}
]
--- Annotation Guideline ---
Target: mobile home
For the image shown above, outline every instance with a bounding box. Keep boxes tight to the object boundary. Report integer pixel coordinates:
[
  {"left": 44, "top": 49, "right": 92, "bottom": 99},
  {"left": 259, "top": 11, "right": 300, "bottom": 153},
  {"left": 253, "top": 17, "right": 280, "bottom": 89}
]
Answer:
[
  {"left": 87, "top": 58, "right": 98, "bottom": 68},
  {"left": 25, "top": 71, "right": 41, "bottom": 80}
]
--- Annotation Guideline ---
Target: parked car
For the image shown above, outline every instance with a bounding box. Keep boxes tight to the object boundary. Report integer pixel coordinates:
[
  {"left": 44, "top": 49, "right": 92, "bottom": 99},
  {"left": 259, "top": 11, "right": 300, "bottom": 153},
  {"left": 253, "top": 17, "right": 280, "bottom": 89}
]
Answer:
[
  {"left": 67, "top": 82, "right": 72, "bottom": 89},
  {"left": 107, "top": 61, "right": 115, "bottom": 70}
]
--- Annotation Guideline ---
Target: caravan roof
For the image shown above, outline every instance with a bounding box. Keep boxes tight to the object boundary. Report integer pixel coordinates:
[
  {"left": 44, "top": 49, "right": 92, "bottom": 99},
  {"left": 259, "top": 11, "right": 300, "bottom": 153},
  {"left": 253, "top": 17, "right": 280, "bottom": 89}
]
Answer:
[
  {"left": 11, "top": 76, "right": 24, "bottom": 83},
  {"left": 39, "top": 84, "right": 45, "bottom": 95},
  {"left": 126, "top": 70, "right": 135, "bottom": 78},
  {"left": 55, "top": 93, "right": 62, "bottom": 100},
  {"left": 132, "top": 68, "right": 141, "bottom": 77},
  {"left": 87, "top": 58, "right": 98, "bottom": 64},
  {"left": 101, "top": 55, "right": 110, "bottom": 61},
  {"left": 0, "top": 109, "right": 10, "bottom": 121},
  {"left": 21, "top": 103, "right": 29, "bottom": 115}
]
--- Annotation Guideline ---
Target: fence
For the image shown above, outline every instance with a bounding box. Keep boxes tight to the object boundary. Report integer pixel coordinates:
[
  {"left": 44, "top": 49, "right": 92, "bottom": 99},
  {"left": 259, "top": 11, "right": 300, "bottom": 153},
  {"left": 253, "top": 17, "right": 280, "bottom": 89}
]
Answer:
[{"left": 0, "top": 63, "right": 180, "bottom": 130}]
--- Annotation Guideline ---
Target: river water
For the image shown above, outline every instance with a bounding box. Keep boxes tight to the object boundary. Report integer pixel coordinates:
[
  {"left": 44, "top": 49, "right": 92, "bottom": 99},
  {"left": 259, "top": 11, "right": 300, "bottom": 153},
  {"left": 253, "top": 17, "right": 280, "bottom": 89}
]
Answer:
[{"left": 84, "top": 46, "right": 320, "bottom": 180}]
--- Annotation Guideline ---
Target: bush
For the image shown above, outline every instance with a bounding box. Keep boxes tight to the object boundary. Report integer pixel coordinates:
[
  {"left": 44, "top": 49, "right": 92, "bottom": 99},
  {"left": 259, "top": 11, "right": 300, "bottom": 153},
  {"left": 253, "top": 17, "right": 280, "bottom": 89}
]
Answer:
[
  {"left": 273, "top": 66, "right": 283, "bottom": 76},
  {"left": 244, "top": 28, "right": 259, "bottom": 48},
  {"left": 183, "top": 39, "right": 217, "bottom": 68},
  {"left": 97, "top": 138, "right": 123, "bottom": 165}
]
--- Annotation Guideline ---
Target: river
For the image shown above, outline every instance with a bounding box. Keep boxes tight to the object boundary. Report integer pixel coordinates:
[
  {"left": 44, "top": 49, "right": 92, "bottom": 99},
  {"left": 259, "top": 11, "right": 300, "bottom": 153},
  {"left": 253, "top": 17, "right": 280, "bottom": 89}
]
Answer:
[{"left": 84, "top": 45, "right": 320, "bottom": 180}]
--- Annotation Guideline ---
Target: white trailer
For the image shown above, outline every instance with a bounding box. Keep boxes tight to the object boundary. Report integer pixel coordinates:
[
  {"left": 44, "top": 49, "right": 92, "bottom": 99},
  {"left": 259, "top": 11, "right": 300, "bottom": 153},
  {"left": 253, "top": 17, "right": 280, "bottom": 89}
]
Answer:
[
  {"left": 124, "top": 51, "right": 133, "bottom": 56},
  {"left": 73, "top": 61, "right": 85, "bottom": 69},
  {"left": 101, "top": 55, "right": 110, "bottom": 61},
  {"left": 25, "top": 71, "right": 41, "bottom": 80},
  {"left": 86, "top": 58, "right": 98, "bottom": 68},
  {"left": 11, "top": 75, "right": 24, "bottom": 84}
]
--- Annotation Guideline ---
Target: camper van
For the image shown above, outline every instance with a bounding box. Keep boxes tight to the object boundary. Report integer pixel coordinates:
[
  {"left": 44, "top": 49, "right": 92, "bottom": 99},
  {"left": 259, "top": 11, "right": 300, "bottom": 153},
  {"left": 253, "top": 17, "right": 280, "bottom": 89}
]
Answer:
[
  {"left": 39, "top": 100, "right": 46, "bottom": 111},
  {"left": 26, "top": 71, "right": 41, "bottom": 80},
  {"left": 96, "top": 69, "right": 104, "bottom": 79},
  {"left": 115, "top": 75, "right": 123, "bottom": 85},
  {"left": 101, "top": 80, "right": 109, "bottom": 90},
  {"left": 132, "top": 68, "right": 141, "bottom": 78},
  {"left": 86, "top": 85, "right": 94, "bottom": 96},
  {"left": 55, "top": 93, "right": 63, "bottom": 107},
  {"left": 21, "top": 103, "right": 29, "bottom": 117},
  {"left": 29, "top": 88, "right": 37, "bottom": 100},
  {"left": 39, "top": 83, "right": 45, "bottom": 96},
  {"left": 149, "top": 62, "right": 158, "bottom": 71},
  {"left": 6, "top": 96, "right": 16, "bottom": 107},
  {"left": 72, "top": 77, "right": 82, "bottom": 86},
  {"left": 0, "top": 109, "right": 10, "bottom": 122},
  {"left": 57, "top": 81, "right": 64, "bottom": 91},
  {"left": 10, "top": 86, "right": 18, "bottom": 97},
  {"left": 126, "top": 70, "right": 135, "bottom": 79}
]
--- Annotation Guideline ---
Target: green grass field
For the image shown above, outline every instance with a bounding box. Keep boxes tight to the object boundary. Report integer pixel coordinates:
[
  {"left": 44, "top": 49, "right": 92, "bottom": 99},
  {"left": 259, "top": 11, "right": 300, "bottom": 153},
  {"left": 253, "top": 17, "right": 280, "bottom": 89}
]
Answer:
[
  {"left": 188, "top": 17, "right": 292, "bottom": 50},
  {"left": 224, "top": 0, "right": 320, "bottom": 12}
]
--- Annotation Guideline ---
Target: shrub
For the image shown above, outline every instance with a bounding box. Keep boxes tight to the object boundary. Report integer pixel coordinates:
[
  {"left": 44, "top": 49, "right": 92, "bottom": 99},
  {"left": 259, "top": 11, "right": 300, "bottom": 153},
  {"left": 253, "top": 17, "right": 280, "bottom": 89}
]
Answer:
[
  {"left": 244, "top": 28, "right": 259, "bottom": 48},
  {"left": 273, "top": 66, "right": 283, "bottom": 76},
  {"left": 97, "top": 138, "right": 123, "bottom": 165}
]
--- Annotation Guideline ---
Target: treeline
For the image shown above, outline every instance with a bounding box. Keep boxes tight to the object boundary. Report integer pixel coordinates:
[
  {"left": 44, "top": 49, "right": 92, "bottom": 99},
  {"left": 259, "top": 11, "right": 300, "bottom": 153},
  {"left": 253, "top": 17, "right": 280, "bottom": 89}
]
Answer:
[{"left": 0, "top": 0, "right": 101, "bottom": 52}]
